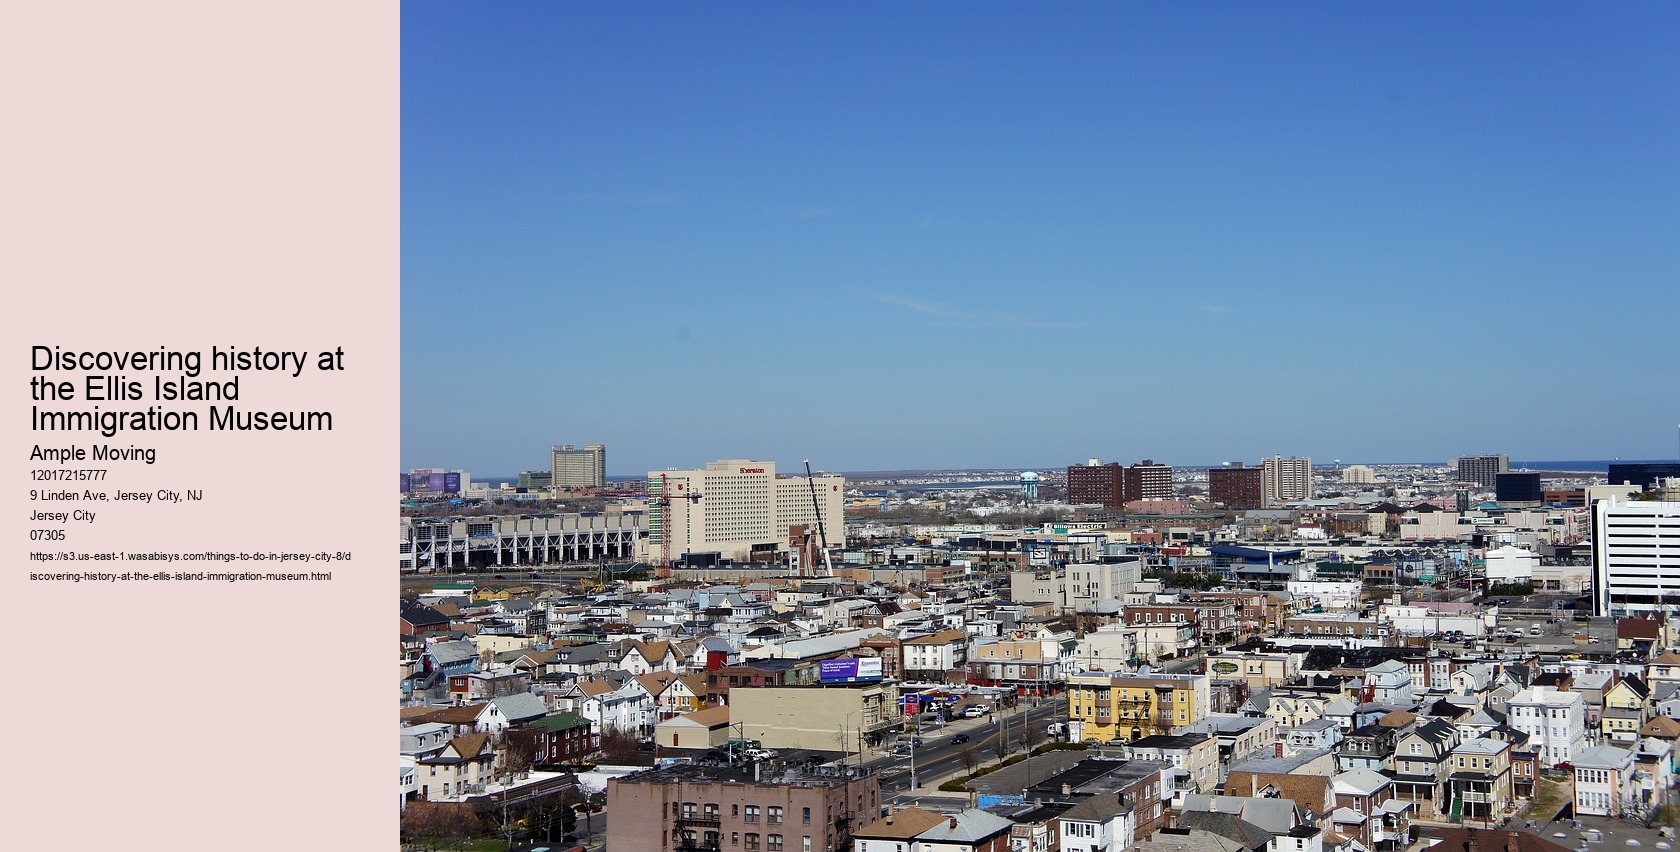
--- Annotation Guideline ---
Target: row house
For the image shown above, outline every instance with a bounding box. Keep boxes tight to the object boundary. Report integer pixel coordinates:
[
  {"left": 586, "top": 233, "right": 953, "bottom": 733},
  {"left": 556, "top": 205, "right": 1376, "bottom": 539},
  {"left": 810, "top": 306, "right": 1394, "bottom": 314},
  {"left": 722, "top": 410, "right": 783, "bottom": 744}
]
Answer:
[
  {"left": 1053, "top": 794, "right": 1138, "bottom": 852},
  {"left": 901, "top": 629, "right": 969, "bottom": 682},
  {"left": 1446, "top": 737, "right": 1512, "bottom": 824},
  {"left": 1601, "top": 676, "right": 1652, "bottom": 743},
  {"left": 703, "top": 660, "right": 819, "bottom": 705},
  {"left": 1390, "top": 718, "right": 1462, "bottom": 819},
  {"left": 414, "top": 733, "right": 498, "bottom": 802},
  {"left": 1336, "top": 723, "right": 1398, "bottom": 773},
  {"left": 402, "top": 701, "right": 511, "bottom": 737},
  {"left": 1205, "top": 650, "right": 1299, "bottom": 690},
  {"left": 638, "top": 671, "right": 705, "bottom": 721},
  {"left": 508, "top": 710, "right": 599, "bottom": 765},
  {"left": 857, "top": 635, "right": 902, "bottom": 682},
  {"left": 1573, "top": 744, "right": 1638, "bottom": 817},
  {"left": 1132, "top": 622, "right": 1199, "bottom": 662},
  {"left": 968, "top": 636, "right": 1077, "bottom": 696},
  {"left": 1187, "top": 598, "right": 1240, "bottom": 646},
  {"left": 1288, "top": 719, "right": 1344, "bottom": 752},
  {"left": 1507, "top": 683, "right": 1586, "bottom": 767},
  {"left": 1123, "top": 733, "right": 1221, "bottom": 795},
  {"left": 1330, "top": 768, "right": 1411, "bottom": 852},
  {"left": 1192, "top": 714, "right": 1280, "bottom": 780},
  {"left": 1364, "top": 661, "right": 1415, "bottom": 706},
  {"left": 1188, "top": 591, "right": 1292, "bottom": 636},
  {"left": 449, "top": 665, "right": 529, "bottom": 702},
  {"left": 621, "top": 640, "right": 686, "bottom": 675},
  {"left": 560, "top": 676, "right": 657, "bottom": 734}
]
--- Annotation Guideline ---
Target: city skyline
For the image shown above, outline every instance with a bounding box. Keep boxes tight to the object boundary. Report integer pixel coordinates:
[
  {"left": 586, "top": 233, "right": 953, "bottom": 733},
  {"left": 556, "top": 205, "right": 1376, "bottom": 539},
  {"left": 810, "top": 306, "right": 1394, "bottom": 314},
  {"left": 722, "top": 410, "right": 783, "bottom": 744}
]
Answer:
[{"left": 402, "top": 4, "right": 1679, "bottom": 476}]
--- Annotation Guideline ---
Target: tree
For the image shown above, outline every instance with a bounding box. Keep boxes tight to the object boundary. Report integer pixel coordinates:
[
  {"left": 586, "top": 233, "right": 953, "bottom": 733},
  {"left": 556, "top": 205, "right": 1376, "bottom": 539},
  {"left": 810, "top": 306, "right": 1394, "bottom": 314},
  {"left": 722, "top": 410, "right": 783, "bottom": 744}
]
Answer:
[
  {"left": 401, "top": 799, "right": 481, "bottom": 851},
  {"left": 959, "top": 745, "right": 981, "bottom": 774},
  {"left": 598, "top": 728, "right": 641, "bottom": 759},
  {"left": 1022, "top": 723, "right": 1045, "bottom": 752}
]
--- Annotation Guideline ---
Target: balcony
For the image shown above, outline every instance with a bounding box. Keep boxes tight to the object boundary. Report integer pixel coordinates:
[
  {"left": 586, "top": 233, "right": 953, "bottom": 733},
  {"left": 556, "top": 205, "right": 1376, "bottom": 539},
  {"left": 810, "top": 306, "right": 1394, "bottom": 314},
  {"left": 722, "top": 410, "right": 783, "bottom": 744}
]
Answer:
[{"left": 676, "top": 816, "right": 723, "bottom": 829}]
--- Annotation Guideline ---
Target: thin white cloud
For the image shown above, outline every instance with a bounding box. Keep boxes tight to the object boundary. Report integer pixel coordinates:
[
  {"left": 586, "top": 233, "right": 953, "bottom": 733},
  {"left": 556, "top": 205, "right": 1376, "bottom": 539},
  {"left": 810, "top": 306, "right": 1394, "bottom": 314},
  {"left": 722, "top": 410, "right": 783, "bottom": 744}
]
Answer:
[{"left": 855, "top": 290, "right": 1082, "bottom": 329}]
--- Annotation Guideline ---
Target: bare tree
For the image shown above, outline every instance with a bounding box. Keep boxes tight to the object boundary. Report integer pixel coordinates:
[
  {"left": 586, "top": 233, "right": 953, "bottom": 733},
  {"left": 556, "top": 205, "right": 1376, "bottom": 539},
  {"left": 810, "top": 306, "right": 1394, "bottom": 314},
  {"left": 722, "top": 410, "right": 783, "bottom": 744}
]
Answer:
[
  {"left": 960, "top": 745, "right": 981, "bottom": 774},
  {"left": 991, "top": 736, "right": 1011, "bottom": 765},
  {"left": 401, "top": 799, "right": 480, "bottom": 851},
  {"left": 598, "top": 728, "right": 641, "bottom": 759}
]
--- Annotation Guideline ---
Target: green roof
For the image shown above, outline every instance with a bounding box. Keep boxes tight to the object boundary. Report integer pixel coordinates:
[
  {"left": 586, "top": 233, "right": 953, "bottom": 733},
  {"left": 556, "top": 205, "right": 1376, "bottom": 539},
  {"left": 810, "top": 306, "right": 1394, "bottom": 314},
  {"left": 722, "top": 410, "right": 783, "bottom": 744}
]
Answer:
[{"left": 528, "top": 711, "right": 591, "bottom": 733}]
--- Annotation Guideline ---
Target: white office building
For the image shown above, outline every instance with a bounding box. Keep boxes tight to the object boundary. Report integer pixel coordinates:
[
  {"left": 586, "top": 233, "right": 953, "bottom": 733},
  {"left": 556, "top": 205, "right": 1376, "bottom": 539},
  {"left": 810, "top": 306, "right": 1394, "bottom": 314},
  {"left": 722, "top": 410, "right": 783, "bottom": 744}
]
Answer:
[
  {"left": 1591, "top": 497, "right": 1680, "bottom": 617},
  {"left": 647, "top": 459, "right": 844, "bottom": 567}
]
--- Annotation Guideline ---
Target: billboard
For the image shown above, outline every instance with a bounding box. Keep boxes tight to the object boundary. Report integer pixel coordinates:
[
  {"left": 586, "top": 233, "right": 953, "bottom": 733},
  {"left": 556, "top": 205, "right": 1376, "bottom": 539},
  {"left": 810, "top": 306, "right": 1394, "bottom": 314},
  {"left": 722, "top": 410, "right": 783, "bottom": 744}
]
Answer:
[{"left": 819, "top": 657, "right": 882, "bottom": 683}]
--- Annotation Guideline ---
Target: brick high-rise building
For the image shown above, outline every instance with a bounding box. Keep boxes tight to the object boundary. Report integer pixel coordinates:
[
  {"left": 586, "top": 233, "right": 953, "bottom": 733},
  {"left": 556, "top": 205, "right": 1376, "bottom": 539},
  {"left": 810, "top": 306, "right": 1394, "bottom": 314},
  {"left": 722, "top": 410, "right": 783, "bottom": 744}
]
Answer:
[
  {"left": 1208, "top": 464, "right": 1263, "bottom": 509},
  {"left": 1068, "top": 461, "right": 1126, "bottom": 507},
  {"left": 1066, "top": 459, "right": 1173, "bottom": 507}
]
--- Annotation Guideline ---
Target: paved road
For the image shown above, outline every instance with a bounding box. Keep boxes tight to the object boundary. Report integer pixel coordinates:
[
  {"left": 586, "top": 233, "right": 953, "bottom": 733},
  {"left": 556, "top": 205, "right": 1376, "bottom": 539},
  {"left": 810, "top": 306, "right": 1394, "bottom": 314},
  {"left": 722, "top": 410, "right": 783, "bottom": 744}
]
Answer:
[{"left": 867, "top": 700, "right": 1069, "bottom": 792}]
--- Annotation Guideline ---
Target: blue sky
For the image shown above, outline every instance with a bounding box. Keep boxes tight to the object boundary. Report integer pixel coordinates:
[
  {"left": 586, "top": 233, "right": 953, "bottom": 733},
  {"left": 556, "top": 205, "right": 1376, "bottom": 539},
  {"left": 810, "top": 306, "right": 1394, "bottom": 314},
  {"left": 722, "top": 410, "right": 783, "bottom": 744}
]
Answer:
[{"left": 402, "top": 3, "right": 1679, "bottom": 477}]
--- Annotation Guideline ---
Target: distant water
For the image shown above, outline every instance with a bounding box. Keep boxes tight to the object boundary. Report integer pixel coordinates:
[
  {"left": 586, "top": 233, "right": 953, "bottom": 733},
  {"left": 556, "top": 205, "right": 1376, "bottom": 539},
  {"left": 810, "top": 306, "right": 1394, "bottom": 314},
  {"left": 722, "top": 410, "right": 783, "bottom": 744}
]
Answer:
[{"left": 1511, "top": 460, "right": 1676, "bottom": 473}]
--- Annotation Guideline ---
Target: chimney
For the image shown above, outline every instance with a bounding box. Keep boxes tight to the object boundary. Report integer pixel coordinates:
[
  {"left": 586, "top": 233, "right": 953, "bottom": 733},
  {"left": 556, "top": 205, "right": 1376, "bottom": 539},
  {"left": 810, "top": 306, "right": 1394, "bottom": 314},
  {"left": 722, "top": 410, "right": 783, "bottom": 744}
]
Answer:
[
  {"left": 950, "top": 817, "right": 959, "bottom": 829},
  {"left": 885, "top": 816, "right": 893, "bottom": 825}
]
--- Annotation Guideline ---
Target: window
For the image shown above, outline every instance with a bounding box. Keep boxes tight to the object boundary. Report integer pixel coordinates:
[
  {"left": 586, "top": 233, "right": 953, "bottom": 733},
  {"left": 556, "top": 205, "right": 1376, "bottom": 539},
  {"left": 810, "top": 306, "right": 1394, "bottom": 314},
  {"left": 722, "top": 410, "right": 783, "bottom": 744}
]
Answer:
[
  {"left": 802, "top": 808, "right": 811, "bottom": 826},
  {"left": 733, "top": 805, "right": 739, "bottom": 817},
  {"left": 768, "top": 835, "right": 784, "bottom": 851},
  {"left": 745, "top": 806, "right": 760, "bottom": 823},
  {"left": 733, "top": 832, "right": 739, "bottom": 845},
  {"left": 768, "top": 807, "right": 783, "bottom": 825},
  {"left": 745, "top": 833, "right": 760, "bottom": 851}
]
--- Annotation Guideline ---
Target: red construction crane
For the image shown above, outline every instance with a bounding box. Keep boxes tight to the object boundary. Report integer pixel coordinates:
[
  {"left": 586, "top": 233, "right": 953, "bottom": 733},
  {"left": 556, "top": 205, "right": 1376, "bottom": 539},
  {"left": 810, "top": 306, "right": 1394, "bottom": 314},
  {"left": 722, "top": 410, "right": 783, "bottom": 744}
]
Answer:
[{"left": 650, "top": 473, "right": 701, "bottom": 577}]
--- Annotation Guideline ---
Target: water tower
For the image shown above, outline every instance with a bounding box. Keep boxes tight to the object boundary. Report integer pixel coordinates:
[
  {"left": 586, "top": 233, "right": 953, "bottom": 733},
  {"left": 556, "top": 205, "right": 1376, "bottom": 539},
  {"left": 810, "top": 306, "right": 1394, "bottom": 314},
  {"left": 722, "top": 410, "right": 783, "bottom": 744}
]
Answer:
[{"left": 1019, "top": 471, "right": 1040, "bottom": 500}]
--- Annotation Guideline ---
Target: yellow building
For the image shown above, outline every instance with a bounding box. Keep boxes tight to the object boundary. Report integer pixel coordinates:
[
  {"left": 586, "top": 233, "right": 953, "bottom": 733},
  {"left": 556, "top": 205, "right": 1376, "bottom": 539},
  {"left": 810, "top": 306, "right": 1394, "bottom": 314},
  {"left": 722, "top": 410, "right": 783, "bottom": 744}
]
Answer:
[{"left": 1067, "top": 672, "right": 1211, "bottom": 742}]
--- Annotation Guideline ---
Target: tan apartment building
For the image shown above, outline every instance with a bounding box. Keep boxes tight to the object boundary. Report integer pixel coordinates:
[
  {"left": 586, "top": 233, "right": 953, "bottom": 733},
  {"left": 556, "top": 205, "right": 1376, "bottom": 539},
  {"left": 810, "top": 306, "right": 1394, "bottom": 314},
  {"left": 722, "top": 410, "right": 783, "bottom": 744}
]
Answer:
[
  {"left": 1124, "top": 732, "right": 1220, "bottom": 793},
  {"left": 1204, "top": 650, "right": 1299, "bottom": 690},
  {"left": 606, "top": 762, "right": 881, "bottom": 852},
  {"left": 648, "top": 459, "right": 845, "bottom": 566},
  {"left": 1067, "top": 672, "right": 1212, "bottom": 743},
  {"left": 967, "top": 635, "right": 1077, "bottom": 696},
  {"left": 729, "top": 683, "right": 899, "bottom": 752}
]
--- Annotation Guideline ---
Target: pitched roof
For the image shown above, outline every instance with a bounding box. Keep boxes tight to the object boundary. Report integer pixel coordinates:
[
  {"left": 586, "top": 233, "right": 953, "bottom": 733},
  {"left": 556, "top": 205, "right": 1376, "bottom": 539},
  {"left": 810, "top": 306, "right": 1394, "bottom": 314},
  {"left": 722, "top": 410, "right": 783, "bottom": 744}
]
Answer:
[
  {"left": 1173, "top": 811, "right": 1278, "bottom": 849},
  {"left": 855, "top": 807, "right": 949, "bottom": 840},
  {"left": 1420, "top": 828, "right": 1573, "bottom": 852},
  {"left": 635, "top": 671, "right": 680, "bottom": 696},
  {"left": 1638, "top": 715, "right": 1680, "bottom": 739},
  {"left": 912, "top": 809, "right": 1014, "bottom": 844},
  {"left": 527, "top": 711, "right": 591, "bottom": 733},
  {"left": 402, "top": 602, "right": 451, "bottom": 627},
  {"left": 666, "top": 706, "right": 730, "bottom": 728},
  {"left": 490, "top": 692, "right": 549, "bottom": 723},
  {"left": 1377, "top": 709, "right": 1417, "bottom": 727}
]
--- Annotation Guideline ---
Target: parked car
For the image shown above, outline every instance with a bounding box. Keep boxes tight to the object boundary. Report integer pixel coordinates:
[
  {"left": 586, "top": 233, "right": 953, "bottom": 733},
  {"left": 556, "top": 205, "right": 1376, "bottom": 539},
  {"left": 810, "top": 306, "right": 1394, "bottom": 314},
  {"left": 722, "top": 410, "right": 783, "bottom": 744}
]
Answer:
[
  {"left": 962, "top": 705, "right": 986, "bottom": 718},
  {"left": 951, "top": 734, "right": 970, "bottom": 744}
]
